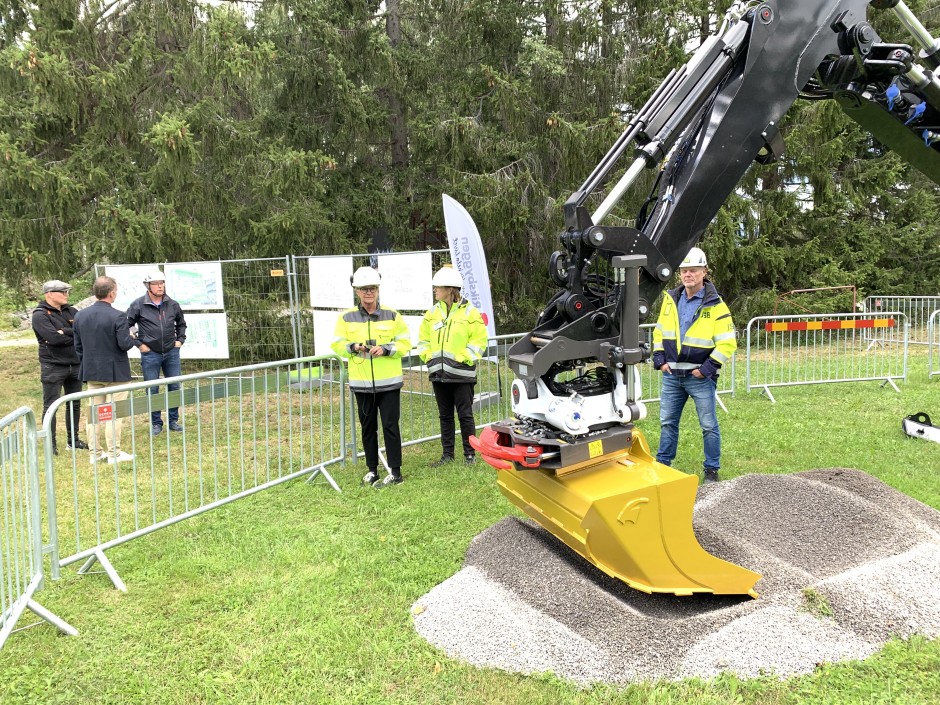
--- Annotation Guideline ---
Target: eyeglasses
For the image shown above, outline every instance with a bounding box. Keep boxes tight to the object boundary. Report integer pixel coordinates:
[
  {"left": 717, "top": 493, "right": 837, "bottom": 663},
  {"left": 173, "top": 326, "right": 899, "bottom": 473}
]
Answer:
[{"left": 356, "top": 287, "right": 378, "bottom": 293}]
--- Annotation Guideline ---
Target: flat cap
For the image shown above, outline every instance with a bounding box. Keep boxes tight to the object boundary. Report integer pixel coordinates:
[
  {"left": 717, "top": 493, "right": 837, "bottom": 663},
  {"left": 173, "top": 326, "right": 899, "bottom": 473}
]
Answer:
[{"left": 42, "top": 280, "right": 72, "bottom": 293}]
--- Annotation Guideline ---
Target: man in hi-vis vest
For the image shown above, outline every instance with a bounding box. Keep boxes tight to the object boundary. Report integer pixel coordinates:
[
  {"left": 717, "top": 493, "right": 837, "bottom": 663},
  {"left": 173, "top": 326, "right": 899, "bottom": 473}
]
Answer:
[{"left": 652, "top": 247, "right": 736, "bottom": 484}]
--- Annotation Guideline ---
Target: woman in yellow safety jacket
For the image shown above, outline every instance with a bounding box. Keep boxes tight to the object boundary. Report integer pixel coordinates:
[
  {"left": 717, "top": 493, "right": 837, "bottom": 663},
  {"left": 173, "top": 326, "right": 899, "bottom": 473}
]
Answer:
[
  {"left": 332, "top": 266, "right": 412, "bottom": 488},
  {"left": 417, "top": 265, "right": 488, "bottom": 466}
]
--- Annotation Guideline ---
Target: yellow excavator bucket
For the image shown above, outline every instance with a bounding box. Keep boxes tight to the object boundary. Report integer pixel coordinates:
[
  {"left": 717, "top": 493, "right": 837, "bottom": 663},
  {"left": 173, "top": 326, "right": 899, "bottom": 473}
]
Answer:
[{"left": 491, "top": 429, "right": 760, "bottom": 597}]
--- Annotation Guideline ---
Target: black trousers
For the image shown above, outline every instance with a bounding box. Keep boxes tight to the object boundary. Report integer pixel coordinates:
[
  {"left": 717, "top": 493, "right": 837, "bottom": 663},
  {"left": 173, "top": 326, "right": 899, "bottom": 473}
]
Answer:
[
  {"left": 354, "top": 390, "right": 402, "bottom": 473},
  {"left": 432, "top": 381, "right": 476, "bottom": 457},
  {"left": 41, "top": 362, "right": 82, "bottom": 447}
]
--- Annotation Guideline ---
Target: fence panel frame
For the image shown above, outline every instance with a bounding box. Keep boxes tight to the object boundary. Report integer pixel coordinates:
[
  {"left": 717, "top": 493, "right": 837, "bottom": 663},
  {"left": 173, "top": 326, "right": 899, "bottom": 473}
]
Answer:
[
  {"left": 745, "top": 312, "right": 909, "bottom": 401},
  {"left": 862, "top": 295, "right": 940, "bottom": 345},
  {"left": 1, "top": 407, "right": 76, "bottom": 650},
  {"left": 44, "top": 355, "right": 347, "bottom": 589},
  {"left": 929, "top": 310, "right": 940, "bottom": 378}
]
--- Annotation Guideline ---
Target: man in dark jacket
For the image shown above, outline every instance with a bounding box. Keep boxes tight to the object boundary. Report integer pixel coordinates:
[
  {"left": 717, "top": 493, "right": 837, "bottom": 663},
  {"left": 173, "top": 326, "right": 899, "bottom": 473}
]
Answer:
[
  {"left": 73, "top": 276, "right": 136, "bottom": 464},
  {"left": 126, "top": 269, "right": 187, "bottom": 435},
  {"left": 31, "top": 280, "right": 88, "bottom": 454}
]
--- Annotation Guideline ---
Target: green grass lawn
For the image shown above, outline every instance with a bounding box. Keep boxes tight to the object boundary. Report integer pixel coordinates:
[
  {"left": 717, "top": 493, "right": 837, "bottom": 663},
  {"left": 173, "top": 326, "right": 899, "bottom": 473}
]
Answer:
[{"left": 1, "top": 346, "right": 939, "bottom": 704}]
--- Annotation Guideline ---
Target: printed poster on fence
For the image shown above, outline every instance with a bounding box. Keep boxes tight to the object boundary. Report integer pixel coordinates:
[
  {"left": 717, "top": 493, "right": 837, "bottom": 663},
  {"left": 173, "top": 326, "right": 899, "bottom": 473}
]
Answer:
[
  {"left": 164, "top": 262, "right": 224, "bottom": 310},
  {"left": 308, "top": 256, "right": 354, "bottom": 309},
  {"left": 104, "top": 264, "right": 156, "bottom": 312},
  {"left": 126, "top": 312, "right": 229, "bottom": 360},
  {"left": 376, "top": 252, "right": 433, "bottom": 312},
  {"left": 179, "top": 313, "right": 229, "bottom": 359}
]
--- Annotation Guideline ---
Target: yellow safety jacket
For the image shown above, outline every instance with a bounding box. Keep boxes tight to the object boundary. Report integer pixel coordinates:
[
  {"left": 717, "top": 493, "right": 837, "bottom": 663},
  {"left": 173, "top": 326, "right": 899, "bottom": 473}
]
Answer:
[
  {"left": 416, "top": 298, "right": 488, "bottom": 383},
  {"left": 331, "top": 304, "right": 412, "bottom": 393},
  {"left": 651, "top": 281, "right": 736, "bottom": 380}
]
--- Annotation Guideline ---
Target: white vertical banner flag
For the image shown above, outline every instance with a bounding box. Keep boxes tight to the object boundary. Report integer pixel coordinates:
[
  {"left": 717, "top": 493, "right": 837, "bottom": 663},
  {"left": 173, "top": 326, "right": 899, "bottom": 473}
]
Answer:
[{"left": 442, "top": 194, "right": 496, "bottom": 342}]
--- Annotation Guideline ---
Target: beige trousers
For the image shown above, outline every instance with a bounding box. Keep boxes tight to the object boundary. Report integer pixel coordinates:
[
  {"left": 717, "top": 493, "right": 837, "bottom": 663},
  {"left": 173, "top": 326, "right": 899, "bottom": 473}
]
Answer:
[{"left": 86, "top": 381, "right": 129, "bottom": 457}]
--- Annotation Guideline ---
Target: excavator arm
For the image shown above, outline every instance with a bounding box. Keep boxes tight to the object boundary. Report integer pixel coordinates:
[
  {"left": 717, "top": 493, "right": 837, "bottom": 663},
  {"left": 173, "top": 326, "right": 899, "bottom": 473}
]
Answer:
[{"left": 471, "top": 0, "right": 940, "bottom": 597}]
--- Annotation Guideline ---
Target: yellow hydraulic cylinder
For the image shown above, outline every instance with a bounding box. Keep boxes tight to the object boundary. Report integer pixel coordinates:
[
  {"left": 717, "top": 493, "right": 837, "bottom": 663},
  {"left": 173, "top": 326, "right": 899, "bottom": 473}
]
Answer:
[{"left": 494, "top": 430, "right": 760, "bottom": 597}]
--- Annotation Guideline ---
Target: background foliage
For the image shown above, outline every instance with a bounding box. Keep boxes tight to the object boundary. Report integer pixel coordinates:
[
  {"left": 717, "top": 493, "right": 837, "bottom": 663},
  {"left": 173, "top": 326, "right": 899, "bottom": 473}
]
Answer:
[{"left": 2, "top": 0, "right": 940, "bottom": 332}]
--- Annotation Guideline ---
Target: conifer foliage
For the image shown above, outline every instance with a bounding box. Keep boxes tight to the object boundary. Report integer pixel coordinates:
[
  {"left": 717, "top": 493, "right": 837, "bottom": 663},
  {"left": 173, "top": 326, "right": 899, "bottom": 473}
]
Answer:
[{"left": 1, "top": 0, "right": 938, "bottom": 330}]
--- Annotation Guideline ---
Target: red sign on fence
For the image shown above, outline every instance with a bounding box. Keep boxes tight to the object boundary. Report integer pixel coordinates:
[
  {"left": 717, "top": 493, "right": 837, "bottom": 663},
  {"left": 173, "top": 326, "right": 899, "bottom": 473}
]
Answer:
[{"left": 97, "top": 404, "right": 113, "bottom": 423}]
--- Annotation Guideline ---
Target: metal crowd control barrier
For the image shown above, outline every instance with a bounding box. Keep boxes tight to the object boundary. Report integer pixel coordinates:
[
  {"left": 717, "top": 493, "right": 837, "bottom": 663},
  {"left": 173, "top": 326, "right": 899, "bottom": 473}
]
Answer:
[
  {"left": 863, "top": 295, "right": 940, "bottom": 345},
  {"left": 357, "top": 328, "right": 739, "bottom": 471},
  {"left": 43, "top": 355, "right": 346, "bottom": 589},
  {"left": 1, "top": 407, "right": 76, "bottom": 650},
  {"left": 929, "top": 310, "right": 940, "bottom": 379},
  {"left": 745, "top": 312, "right": 909, "bottom": 402}
]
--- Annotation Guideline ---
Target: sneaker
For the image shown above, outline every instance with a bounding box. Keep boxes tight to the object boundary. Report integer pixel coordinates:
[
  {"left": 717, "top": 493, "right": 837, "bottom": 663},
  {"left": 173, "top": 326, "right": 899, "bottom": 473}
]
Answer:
[
  {"left": 430, "top": 456, "right": 454, "bottom": 468},
  {"left": 151, "top": 424, "right": 163, "bottom": 436},
  {"left": 107, "top": 451, "right": 135, "bottom": 464},
  {"left": 89, "top": 453, "right": 107, "bottom": 465},
  {"left": 465, "top": 454, "right": 476, "bottom": 465},
  {"left": 168, "top": 421, "right": 183, "bottom": 432},
  {"left": 374, "top": 473, "right": 403, "bottom": 488},
  {"left": 362, "top": 470, "right": 380, "bottom": 486},
  {"left": 703, "top": 469, "right": 719, "bottom": 484},
  {"left": 66, "top": 439, "right": 89, "bottom": 450}
]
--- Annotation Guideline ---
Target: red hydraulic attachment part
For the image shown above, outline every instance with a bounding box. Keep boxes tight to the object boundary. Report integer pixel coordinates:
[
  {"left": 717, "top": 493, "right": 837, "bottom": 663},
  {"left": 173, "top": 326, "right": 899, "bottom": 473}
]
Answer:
[{"left": 470, "top": 427, "right": 543, "bottom": 470}]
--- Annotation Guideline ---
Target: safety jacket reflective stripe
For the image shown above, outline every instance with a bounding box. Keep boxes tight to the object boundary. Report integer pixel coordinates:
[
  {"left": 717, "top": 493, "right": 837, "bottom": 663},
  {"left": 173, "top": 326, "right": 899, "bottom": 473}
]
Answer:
[
  {"left": 651, "top": 281, "right": 736, "bottom": 380},
  {"left": 331, "top": 304, "right": 411, "bottom": 393},
  {"left": 417, "top": 298, "right": 488, "bottom": 384}
]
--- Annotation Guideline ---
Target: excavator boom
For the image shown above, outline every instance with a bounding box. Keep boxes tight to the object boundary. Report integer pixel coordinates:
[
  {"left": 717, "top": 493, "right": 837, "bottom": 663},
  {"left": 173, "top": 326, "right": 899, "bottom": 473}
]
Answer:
[{"left": 472, "top": 0, "right": 940, "bottom": 597}]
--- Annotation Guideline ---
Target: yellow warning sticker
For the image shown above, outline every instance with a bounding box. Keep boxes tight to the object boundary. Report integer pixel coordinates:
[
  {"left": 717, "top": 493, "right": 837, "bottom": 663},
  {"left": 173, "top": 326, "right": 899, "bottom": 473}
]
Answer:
[
  {"left": 270, "top": 269, "right": 284, "bottom": 277},
  {"left": 588, "top": 440, "right": 603, "bottom": 458}
]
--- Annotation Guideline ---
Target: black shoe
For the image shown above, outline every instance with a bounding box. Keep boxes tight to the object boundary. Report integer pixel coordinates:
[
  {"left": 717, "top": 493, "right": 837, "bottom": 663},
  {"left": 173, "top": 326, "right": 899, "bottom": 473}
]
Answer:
[
  {"left": 67, "top": 439, "right": 89, "bottom": 450},
  {"left": 51, "top": 444, "right": 59, "bottom": 456},
  {"left": 374, "top": 473, "right": 403, "bottom": 487},
  {"left": 168, "top": 421, "right": 184, "bottom": 432},
  {"left": 703, "top": 469, "right": 719, "bottom": 484},
  {"left": 362, "top": 470, "right": 379, "bottom": 486},
  {"left": 151, "top": 424, "right": 163, "bottom": 436},
  {"left": 430, "top": 456, "right": 454, "bottom": 468},
  {"left": 465, "top": 454, "right": 476, "bottom": 465}
]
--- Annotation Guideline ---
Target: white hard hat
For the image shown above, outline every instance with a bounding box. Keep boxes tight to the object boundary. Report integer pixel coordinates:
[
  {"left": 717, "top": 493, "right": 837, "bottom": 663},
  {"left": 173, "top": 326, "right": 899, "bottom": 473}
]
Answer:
[
  {"left": 431, "top": 266, "right": 463, "bottom": 288},
  {"left": 679, "top": 247, "right": 708, "bottom": 268},
  {"left": 143, "top": 269, "right": 166, "bottom": 284},
  {"left": 350, "top": 266, "right": 381, "bottom": 288}
]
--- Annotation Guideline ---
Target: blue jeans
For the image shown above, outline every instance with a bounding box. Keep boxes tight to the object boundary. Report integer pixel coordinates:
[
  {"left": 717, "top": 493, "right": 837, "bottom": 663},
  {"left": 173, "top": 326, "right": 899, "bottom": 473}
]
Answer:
[
  {"left": 656, "top": 372, "right": 720, "bottom": 471},
  {"left": 141, "top": 347, "right": 181, "bottom": 426}
]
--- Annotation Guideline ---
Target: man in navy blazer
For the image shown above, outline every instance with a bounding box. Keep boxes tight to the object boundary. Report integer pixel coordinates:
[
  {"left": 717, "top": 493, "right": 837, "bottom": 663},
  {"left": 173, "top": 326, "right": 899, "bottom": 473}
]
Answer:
[{"left": 73, "top": 276, "right": 136, "bottom": 464}]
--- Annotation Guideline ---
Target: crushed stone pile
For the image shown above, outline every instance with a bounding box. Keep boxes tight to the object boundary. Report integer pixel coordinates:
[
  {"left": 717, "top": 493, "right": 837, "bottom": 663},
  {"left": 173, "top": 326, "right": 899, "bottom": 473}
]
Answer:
[{"left": 412, "top": 469, "right": 940, "bottom": 683}]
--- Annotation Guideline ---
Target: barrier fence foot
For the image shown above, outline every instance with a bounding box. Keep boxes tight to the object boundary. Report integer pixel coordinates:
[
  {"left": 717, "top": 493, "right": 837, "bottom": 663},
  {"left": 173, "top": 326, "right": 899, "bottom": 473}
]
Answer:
[
  {"left": 760, "top": 385, "right": 776, "bottom": 404},
  {"left": 26, "top": 599, "right": 77, "bottom": 637},
  {"left": 78, "top": 548, "right": 127, "bottom": 592},
  {"left": 0, "top": 585, "right": 78, "bottom": 650},
  {"left": 305, "top": 464, "right": 341, "bottom": 492},
  {"left": 716, "top": 393, "right": 729, "bottom": 414},
  {"left": 883, "top": 378, "right": 902, "bottom": 393},
  {"left": 377, "top": 448, "right": 390, "bottom": 473}
]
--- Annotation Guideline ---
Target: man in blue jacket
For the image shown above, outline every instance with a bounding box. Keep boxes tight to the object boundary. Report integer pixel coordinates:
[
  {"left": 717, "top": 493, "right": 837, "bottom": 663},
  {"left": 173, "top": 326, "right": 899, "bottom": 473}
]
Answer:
[
  {"left": 652, "top": 247, "right": 737, "bottom": 483},
  {"left": 126, "top": 269, "right": 187, "bottom": 436},
  {"left": 73, "top": 276, "right": 136, "bottom": 464}
]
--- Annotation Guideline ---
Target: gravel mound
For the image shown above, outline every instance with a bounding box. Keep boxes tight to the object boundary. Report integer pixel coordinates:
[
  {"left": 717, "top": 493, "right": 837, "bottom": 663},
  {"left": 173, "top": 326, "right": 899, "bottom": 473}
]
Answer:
[{"left": 412, "top": 468, "right": 940, "bottom": 683}]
